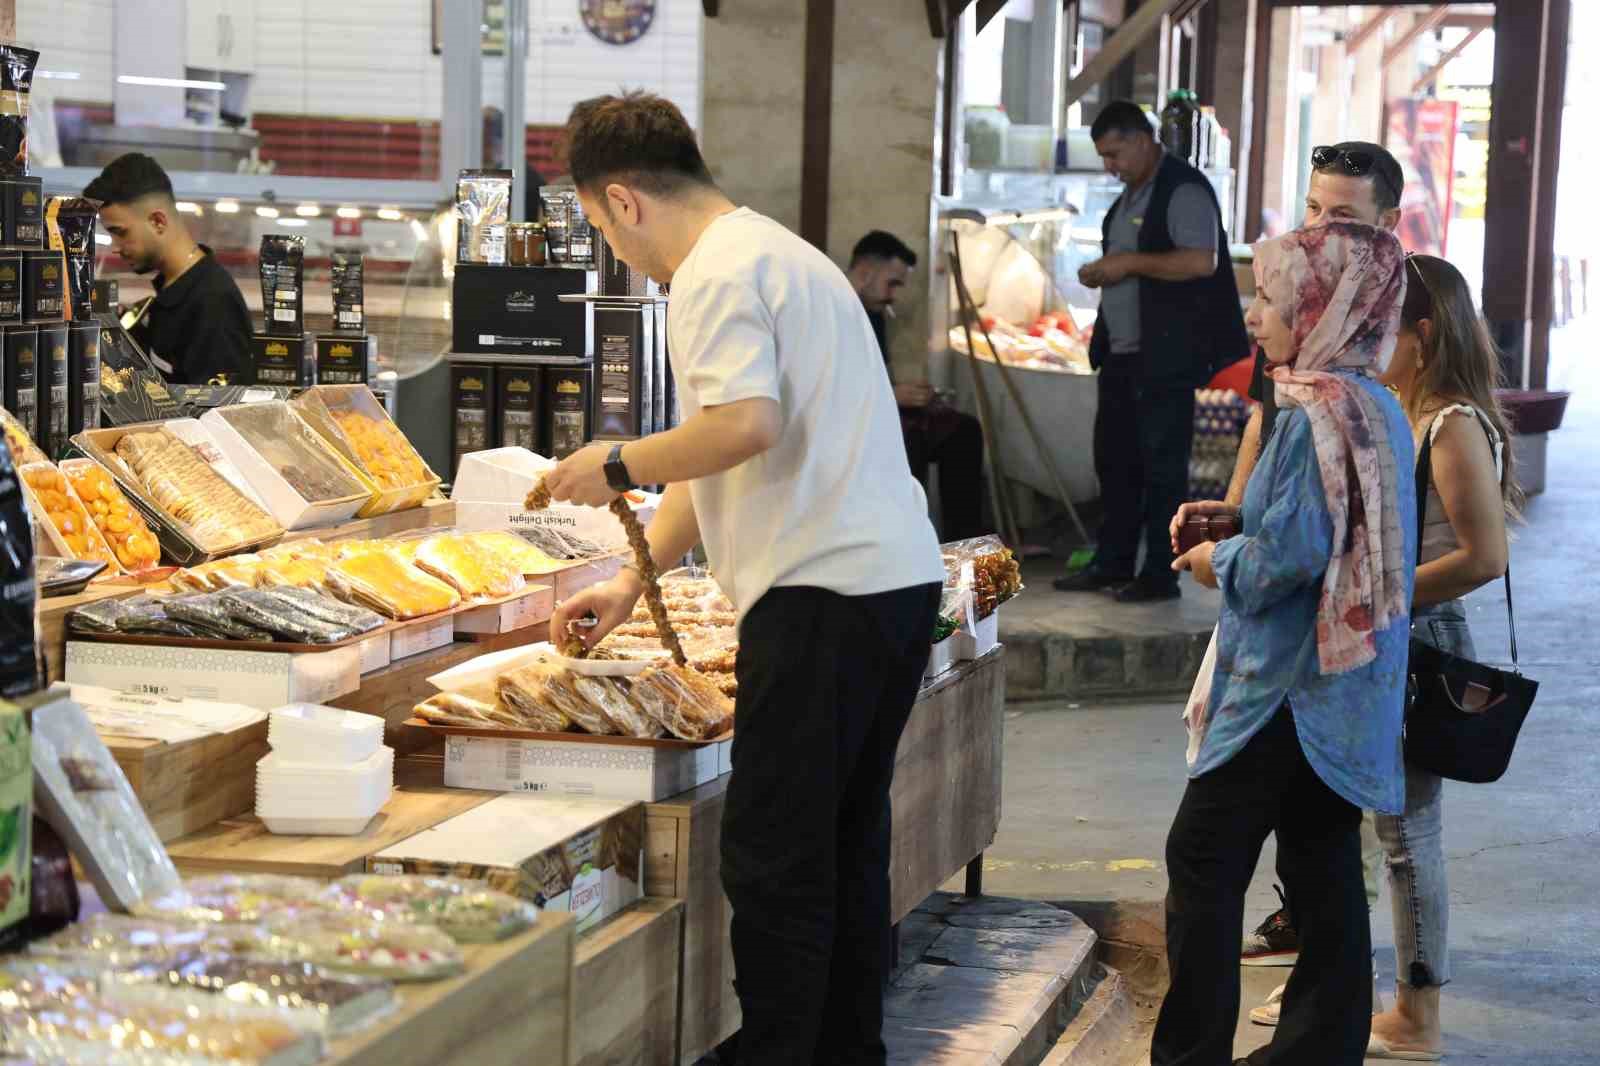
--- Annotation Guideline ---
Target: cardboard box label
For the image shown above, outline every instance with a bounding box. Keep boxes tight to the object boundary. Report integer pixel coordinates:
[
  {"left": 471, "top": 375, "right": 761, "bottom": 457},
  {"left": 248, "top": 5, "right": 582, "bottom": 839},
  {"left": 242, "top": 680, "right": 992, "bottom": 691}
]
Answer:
[
  {"left": 64, "top": 643, "right": 360, "bottom": 710},
  {"left": 443, "top": 733, "right": 718, "bottom": 802},
  {"left": 391, "top": 617, "right": 455, "bottom": 661}
]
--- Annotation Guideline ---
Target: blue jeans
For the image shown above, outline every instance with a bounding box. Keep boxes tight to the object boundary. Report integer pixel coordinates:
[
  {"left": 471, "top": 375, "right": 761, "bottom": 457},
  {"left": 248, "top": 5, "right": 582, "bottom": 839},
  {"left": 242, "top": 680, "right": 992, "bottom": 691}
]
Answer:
[{"left": 1375, "top": 600, "right": 1472, "bottom": 989}]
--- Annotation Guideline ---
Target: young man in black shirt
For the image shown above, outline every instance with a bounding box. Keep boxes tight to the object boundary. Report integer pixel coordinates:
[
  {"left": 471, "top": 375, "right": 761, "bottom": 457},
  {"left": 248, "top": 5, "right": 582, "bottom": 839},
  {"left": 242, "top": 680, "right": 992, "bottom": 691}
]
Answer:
[
  {"left": 84, "top": 153, "right": 253, "bottom": 384},
  {"left": 848, "top": 230, "right": 986, "bottom": 541}
]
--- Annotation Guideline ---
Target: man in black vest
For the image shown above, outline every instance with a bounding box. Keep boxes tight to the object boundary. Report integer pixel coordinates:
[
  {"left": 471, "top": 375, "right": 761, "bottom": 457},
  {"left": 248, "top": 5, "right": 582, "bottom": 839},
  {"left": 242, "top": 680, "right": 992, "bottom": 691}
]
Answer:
[{"left": 1054, "top": 100, "right": 1247, "bottom": 601}]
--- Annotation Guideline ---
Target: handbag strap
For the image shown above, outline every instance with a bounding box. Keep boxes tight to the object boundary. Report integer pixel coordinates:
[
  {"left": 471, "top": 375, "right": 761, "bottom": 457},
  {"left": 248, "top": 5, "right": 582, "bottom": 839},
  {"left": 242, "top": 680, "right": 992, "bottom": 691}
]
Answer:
[{"left": 1414, "top": 409, "right": 1519, "bottom": 667}]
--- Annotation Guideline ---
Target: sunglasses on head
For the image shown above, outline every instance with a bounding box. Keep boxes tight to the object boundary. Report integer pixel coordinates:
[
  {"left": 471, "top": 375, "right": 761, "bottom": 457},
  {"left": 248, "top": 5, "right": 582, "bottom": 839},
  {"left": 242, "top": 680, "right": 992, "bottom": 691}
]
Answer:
[{"left": 1311, "top": 145, "right": 1400, "bottom": 207}]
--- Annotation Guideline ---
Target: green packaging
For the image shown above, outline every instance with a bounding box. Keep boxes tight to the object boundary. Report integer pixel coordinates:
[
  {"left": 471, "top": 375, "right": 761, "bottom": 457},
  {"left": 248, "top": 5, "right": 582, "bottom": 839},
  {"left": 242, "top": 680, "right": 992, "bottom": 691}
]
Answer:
[{"left": 0, "top": 701, "right": 32, "bottom": 935}]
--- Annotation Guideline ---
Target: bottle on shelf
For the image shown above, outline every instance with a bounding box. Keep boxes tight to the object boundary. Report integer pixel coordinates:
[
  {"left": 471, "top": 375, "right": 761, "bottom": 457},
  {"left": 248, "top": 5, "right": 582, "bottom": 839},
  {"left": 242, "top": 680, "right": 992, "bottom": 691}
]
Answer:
[{"left": 1160, "top": 90, "right": 1199, "bottom": 166}]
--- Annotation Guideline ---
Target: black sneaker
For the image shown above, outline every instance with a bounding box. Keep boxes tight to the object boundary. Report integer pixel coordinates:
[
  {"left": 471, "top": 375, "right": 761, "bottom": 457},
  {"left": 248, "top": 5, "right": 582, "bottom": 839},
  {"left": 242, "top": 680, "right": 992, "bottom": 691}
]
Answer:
[
  {"left": 1241, "top": 884, "right": 1299, "bottom": 967},
  {"left": 1053, "top": 567, "right": 1132, "bottom": 593},
  {"left": 1114, "top": 577, "right": 1181, "bottom": 603}
]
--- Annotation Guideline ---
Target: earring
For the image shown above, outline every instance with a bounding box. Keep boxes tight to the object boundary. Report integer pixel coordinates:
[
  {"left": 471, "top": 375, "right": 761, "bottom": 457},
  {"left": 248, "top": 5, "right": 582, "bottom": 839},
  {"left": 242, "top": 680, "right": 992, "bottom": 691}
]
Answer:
[{"left": 1416, "top": 354, "right": 1424, "bottom": 370}]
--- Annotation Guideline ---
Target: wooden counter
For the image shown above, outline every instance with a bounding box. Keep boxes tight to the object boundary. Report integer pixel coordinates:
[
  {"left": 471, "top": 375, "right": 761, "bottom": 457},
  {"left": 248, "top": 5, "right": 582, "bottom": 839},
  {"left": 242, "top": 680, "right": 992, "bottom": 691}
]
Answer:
[
  {"left": 325, "top": 910, "right": 575, "bottom": 1066},
  {"left": 646, "top": 649, "right": 1007, "bottom": 1064},
  {"left": 106, "top": 719, "right": 271, "bottom": 843},
  {"left": 573, "top": 899, "right": 684, "bottom": 1066}
]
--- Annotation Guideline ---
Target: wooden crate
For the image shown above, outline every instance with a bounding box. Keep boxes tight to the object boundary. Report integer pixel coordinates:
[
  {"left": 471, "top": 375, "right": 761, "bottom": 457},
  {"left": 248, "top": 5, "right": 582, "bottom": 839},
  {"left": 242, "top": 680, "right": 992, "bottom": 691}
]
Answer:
[
  {"left": 325, "top": 910, "right": 575, "bottom": 1066},
  {"left": 643, "top": 650, "right": 1007, "bottom": 1064},
  {"left": 104, "top": 720, "right": 270, "bottom": 843},
  {"left": 573, "top": 899, "right": 684, "bottom": 1066}
]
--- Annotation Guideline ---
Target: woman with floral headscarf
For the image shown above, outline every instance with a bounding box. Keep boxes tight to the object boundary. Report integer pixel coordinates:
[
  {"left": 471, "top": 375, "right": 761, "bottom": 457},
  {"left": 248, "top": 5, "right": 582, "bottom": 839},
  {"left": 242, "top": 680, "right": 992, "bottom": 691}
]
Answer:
[{"left": 1151, "top": 221, "right": 1417, "bottom": 1066}]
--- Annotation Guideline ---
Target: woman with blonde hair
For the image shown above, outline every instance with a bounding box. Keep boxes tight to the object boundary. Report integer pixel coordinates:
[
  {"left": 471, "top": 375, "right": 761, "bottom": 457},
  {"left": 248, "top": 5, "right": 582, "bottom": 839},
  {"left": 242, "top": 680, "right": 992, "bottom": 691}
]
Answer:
[{"left": 1364, "top": 252, "right": 1516, "bottom": 1061}]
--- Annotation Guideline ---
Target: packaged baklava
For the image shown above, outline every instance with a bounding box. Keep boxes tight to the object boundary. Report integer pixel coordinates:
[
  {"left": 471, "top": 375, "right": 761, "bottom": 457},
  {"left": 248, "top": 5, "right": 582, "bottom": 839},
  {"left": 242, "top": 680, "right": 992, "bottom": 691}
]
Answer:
[{"left": 325, "top": 552, "right": 460, "bottom": 620}]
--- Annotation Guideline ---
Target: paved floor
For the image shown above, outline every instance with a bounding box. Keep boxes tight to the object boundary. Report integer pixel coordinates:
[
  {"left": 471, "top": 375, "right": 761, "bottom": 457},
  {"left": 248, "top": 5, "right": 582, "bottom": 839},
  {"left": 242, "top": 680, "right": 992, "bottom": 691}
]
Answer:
[{"left": 976, "top": 320, "right": 1600, "bottom": 1064}]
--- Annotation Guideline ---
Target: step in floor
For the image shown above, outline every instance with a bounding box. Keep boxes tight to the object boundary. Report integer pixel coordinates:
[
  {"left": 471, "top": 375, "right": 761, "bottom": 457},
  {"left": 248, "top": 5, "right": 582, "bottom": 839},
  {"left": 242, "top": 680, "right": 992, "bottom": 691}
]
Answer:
[{"left": 885, "top": 893, "right": 1101, "bottom": 1066}]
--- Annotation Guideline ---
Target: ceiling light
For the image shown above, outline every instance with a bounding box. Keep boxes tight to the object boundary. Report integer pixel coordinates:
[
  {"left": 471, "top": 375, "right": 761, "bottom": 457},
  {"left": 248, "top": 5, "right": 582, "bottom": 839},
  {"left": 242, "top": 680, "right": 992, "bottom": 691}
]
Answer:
[
  {"left": 37, "top": 70, "right": 81, "bottom": 81},
  {"left": 279, "top": 218, "right": 308, "bottom": 228},
  {"left": 377, "top": 207, "right": 404, "bottom": 221},
  {"left": 336, "top": 207, "right": 362, "bottom": 220},
  {"left": 175, "top": 201, "right": 202, "bottom": 215},
  {"left": 117, "top": 75, "right": 227, "bottom": 91},
  {"left": 295, "top": 204, "right": 321, "bottom": 217},
  {"left": 255, "top": 206, "right": 280, "bottom": 219},
  {"left": 214, "top": 200, "right": 240, "bottom": 214}
]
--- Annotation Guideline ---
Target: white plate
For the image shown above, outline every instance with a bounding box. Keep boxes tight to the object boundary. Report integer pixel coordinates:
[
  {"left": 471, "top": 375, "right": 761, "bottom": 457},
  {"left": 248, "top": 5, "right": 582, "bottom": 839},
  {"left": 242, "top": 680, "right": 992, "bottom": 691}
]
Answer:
[{"left": 261, "top": 813, "right": 380, "bottom": 836}]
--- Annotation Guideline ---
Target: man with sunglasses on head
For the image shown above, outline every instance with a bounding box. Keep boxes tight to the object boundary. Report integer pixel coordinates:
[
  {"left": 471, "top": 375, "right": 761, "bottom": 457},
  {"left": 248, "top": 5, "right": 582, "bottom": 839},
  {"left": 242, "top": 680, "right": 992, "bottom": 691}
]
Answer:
[{"left": 1169, "top": 140, "right": 1405, "bottom": 1042}]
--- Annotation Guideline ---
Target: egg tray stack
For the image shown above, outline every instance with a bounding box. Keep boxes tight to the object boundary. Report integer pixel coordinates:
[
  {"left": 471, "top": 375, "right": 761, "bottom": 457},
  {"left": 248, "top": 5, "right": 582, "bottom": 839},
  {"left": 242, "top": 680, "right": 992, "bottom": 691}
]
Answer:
[{"left": 1188, "top": 387, "right": 1252, "bottom": 502}]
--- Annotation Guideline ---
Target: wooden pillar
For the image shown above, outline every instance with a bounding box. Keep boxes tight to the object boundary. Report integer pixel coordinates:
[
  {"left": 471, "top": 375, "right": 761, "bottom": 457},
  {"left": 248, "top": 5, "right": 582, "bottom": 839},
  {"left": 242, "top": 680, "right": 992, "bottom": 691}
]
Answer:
[
  {"left": 0, "top": 1, "right": 13, "bottom": 42},
  {"left": 800, "top": 0, "right": 837, "bottom": 251},
  {"left": 1242, "top": 0, "right": 1270, "bottom": 240},
  {"left": 1483, "top": 0, "right": 1569, "bottom": 390}
]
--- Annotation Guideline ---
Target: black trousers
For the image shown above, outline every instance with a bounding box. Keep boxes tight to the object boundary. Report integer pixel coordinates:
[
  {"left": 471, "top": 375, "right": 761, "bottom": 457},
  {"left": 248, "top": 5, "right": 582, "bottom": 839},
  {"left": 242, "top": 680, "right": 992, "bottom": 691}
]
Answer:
[
  {"left": 1092, "top": 365, "right": 1196, "bottom": 583},
  {"left": 1153, "top": 706, "right": 1372, "bottom": 1066},
  {"left": 902, "top": 406, "right": 986, "bottom": 543},
  {"left": 721, "top": 582, "right": 941, "bottom": 1066}
]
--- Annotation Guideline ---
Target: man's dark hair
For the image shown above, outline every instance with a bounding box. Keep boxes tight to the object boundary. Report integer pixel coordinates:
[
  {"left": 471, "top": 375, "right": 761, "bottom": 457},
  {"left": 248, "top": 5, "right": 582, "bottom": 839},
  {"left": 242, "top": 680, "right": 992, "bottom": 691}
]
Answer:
[
  {"left": 565, "top": 92, "right": 715, "bottom": 196},
  {"left": 1090, "top": 101, "right": 1155, "bottom": 142},
  {"left": 1314, "top": 141, "right": 1404, "bottom": 213},
  {"left": 851, "top": 230, "right": 917, "bottom": 269},
  {"left": 83, "top": 153, "right": 175, "bottom": 208}
]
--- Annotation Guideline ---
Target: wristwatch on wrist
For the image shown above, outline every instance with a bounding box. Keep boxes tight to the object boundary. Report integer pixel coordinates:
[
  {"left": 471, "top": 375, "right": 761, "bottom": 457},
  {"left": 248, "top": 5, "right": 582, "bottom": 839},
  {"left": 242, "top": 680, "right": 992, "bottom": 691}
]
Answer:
[{"left": 604, "top": 443, "right": 636, "bottom": 493}]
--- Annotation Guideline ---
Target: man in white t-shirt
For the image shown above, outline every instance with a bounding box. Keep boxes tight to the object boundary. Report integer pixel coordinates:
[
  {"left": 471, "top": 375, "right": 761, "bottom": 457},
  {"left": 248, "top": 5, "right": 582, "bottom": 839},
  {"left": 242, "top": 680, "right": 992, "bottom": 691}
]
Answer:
[{"left": 544, "top": 92, "right": 946, "bottom": 1066}]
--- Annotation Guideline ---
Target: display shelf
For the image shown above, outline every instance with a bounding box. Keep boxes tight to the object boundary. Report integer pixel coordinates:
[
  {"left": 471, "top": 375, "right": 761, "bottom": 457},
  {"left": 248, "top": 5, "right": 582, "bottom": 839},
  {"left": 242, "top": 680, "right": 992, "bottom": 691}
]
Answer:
[
  {"left": 105, "top": 719, "right": 270, "bottom": 844},
  {"left": 323, "top": 911, "right": 575, "bottom": 1066},
  {"left": 573, "top": 899, "right": 684, "bottom": 1066}
]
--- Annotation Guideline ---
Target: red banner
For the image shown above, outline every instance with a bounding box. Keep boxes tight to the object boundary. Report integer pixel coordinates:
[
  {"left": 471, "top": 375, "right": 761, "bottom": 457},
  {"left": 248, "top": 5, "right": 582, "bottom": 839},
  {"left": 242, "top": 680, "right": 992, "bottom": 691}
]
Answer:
[{"left": 1386, "top": 98, "right": 1460, "bottom": 257}]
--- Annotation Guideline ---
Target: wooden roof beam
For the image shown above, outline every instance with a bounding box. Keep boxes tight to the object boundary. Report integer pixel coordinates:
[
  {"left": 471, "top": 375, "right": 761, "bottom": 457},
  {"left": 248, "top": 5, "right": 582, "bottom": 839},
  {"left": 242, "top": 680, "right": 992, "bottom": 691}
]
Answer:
[
  {"left": 1344, "top": 6, "right": 1398, "bottom": 52},
  {"left": 926, "top": 0, "right": 949, "bottom": 37},
  {"left": 1064, "top": 0, "right": 1192, "bottom": 108},
  {"left": 1384, "top": 5, "right": 1451, "bottom": 67},
  {"left": 1413, "top": 24, "right": 1484, "bottom": 93}
]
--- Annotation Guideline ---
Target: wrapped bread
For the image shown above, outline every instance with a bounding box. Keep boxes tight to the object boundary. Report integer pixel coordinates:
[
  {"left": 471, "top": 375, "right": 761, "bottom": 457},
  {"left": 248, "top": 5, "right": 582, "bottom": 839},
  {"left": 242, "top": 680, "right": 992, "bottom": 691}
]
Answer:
[
  {"left": 326, "top": 552, "right": 460, "bottom": 619},
  {"left": 415, "top": 692, "right": 525, "bottom": 729},
  {"left": 114, "top": 429, "right": 282, "bottom": 551},
  {"left": 413, "top": 534, "right": 525, "bottom": 600},
  {"left": 172, "top": 554, "right": 263, "bottom": 592},
  {"left": 630, "top": 664, "right": 735, "bottom": 741}
]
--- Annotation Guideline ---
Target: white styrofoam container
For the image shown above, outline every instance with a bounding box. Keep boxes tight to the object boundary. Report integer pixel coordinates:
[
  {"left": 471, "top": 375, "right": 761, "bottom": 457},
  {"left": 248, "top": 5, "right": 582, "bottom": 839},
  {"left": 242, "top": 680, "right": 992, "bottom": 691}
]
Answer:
[
  {"left": 443, "top": 733, "right": 719, "bottom": 802},
  {"left": 954, "top": 610, "right": 1000, "bottom": 661},
  {"left": 717, "top": 738, "right": 733, "bottom": 777},
  {"left": 65, "top": 642, "right": 361, "bottom": 710},
  {"left": 199, "top": 406, "right": 369, "bottom": 531},
  {"left": 925, "top": 636, "right": 957, "bottom": 680},
  {"left": 268, "top": 704, "right": 384, "bottom": 764}
]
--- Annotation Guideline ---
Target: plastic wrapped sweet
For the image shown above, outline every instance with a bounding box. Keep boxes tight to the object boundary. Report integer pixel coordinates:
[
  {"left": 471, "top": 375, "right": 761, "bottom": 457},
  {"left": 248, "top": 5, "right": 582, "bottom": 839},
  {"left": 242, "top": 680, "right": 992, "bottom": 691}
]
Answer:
[
  {"left": 0, "top": 408, "right": 47, "bottom": 467},
  {"left": 29, "top": 699, "right": 181, "bottom": 911},
  {"left": 254, "top": 556, "right": 329, "bottom": 589},
  {"left": 629, "top": 664, "right": 735, "bottom": 741},
  {"left": 61, "top": 460, "right": 162, "bottom": 572},
  {"left": 413, "top": 693, "right": 525, "bottom": 730},
  {"left": 496, "top": 662, "right": 589, "bottom": 733},
  {"left": 112, "top": 596, "right": 206, "bottom": 639},
  {"left": 573, "top": 676, "right": 659, "bottom": 738},
  {"left": 20, "top": 464, "right": 121, "bottom": 574},
  {"left": 940, "top": 535, "right": 1023, "bottom": 620},
  {"left": 162, "top": 593, "right": 276, "bottom": 643},
  {"left": 461, "top": 531, "right": 565, "bottom": 575},
  {"left": 100, "top": 953, "right": 396, "bottom": 1040},
  {"left": 412, "top": 534, "right": 524, "bottom": 600},
  {"left": 215, "top": 588, "right": 356, "bottom": 644},
  {"left": 211, "top": 401, "right": 369, "bottom": 503},
  {"left": 135, "top": 874, "right": 341, "bottom": 925},
  {"left": 29, "top": 914, "right": 287, "bottom": 966},
  {"left": 172, "top": 554, "right": 265, "bottom": 592},
  {"left": 515, "top": 524, "right": 608, "bottom": 561},
  {"left": 0, "top": 982, "right": 321, "bottom": 1065},
  {"left": 253, "top": 586, "right": 385, "bottom": 635},
  {"left": 330, "top": 875, "right": 539, "bottom": 944},
  {"left": 325, "top": 552, "right": 460, "bottom": 620},
  {"left": 276, "top": 912, "right": 464, "bottom": 982},
  {"left": 113, "top": 428, "right": 283, "bottom": 553}
]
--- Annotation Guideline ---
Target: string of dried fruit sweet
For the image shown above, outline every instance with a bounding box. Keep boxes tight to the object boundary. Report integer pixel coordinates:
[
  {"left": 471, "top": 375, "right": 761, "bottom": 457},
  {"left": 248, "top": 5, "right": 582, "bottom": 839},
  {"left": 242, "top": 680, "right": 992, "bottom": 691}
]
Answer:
[{"left": 525, "top": 477, "right": 687, "bottom": 666}]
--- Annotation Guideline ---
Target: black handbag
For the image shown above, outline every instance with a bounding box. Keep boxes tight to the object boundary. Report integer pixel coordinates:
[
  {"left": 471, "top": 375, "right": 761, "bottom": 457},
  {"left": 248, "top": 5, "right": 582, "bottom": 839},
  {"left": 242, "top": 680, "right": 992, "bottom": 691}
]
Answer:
[{"left": 1403, "top": 418, "right": 1538, "bottom": 784}]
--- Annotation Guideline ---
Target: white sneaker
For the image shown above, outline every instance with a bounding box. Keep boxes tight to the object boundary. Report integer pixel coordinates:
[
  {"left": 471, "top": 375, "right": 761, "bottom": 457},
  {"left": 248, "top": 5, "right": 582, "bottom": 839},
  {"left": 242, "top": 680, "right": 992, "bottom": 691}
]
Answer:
[{"left": 1249, "top": 982, "right": 1286, "bottom": 1026}]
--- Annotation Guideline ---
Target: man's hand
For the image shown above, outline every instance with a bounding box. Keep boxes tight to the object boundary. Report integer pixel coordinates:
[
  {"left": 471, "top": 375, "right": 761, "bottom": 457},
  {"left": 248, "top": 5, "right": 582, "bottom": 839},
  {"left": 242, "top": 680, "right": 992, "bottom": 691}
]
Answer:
[
  {"left": 1079, "top": 255, "right": 1131, "bottom": 289},
  {"left": 1169, "top": 501, "right": 1242, "bottom": 554},
  {"left": 544, "top": 443, "right": 618, "bottom": 508},
  {"left": 1172, "top": 540, "right": 1218, "bottom": 589},
  {"left": 549, "top": 570, "right": 644, "bottom": 652},
  {"left": 893, "top": 382, "right": 934, "bottom": 408}
]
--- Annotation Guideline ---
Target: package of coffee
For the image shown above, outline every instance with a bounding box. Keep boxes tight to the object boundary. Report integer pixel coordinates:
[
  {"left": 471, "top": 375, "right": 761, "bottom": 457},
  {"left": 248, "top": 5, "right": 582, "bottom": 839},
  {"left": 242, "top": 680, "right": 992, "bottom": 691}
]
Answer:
[
  {"left": 456, "top": 169, "right": 513, "bottom": 265},
  {"left": 35, "top": 323, "right": 67, "bottom": 456},
  {"left": 450, "top": 363, "right": 494, "bottom": 473},
  {"left": 2, "top": 325, "right": 37, "bottom": 441},
  {"left": 68, "top": 322, "right": 100, "bottom": 434},
  {"left": 2, "top": 178, "right": 43, "bottom": 248},
  {"left": 90, "top": 279, "right": 118, "bottom": 313},
  {"left": 545, "top": 366, "right": 589, "bottom": 459},
  {"left": 44, "top": 198, "right": 98, "bottom": 319},
  {"left": 0, "top": 47, "right": 39, "bottom": 180},
  {"left": 314, "top": 335, "right": 370, "bottom": 385},
  {"left": 22, "top": 250, "right": 64, "bottom": 321},
  {"left": 330, "top": 248, "right": 364, "bottom": 334},
  {"left": 539, "top": 186, "right": 571, "bottom": 265},
  {"left": 250, "top": 333, "right": 308, "bottom": 386},
  {"left": 498, "top": 365, "right": 542, "bottom": 453},
  {"left": 565, "top": 191, "right": 594, "bottom": 267},
  {"left": 258, "top": 234, "right": 305, "bottom": 336},
  {"left": 0, "top": 254, "right": 19, "bottom": 322}
]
